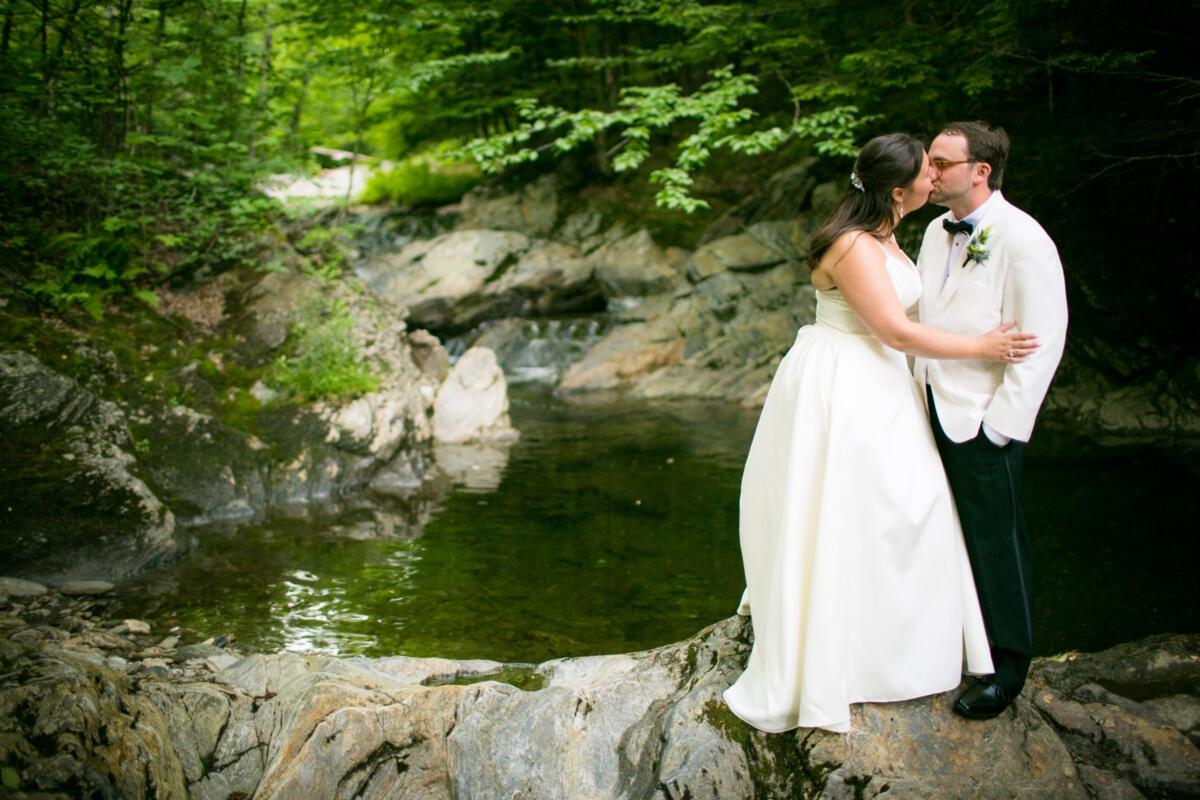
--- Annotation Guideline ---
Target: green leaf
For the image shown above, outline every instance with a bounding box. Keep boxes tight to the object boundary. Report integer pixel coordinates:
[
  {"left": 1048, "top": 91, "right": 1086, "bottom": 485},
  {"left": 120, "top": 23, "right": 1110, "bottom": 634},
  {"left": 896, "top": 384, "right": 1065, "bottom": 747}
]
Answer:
[{"left": 81, "top": 263, "right": 116, "bottom": 281}]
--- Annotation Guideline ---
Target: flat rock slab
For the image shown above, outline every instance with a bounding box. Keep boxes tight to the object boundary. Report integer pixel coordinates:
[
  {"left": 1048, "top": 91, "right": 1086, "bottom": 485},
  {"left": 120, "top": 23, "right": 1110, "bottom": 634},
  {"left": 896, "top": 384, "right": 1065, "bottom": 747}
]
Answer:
[
  {"left": 0, "top": 577, "right": 48, "bottom": 598},
  {"left": 59, "top": 580, "right": 116, "bottom": 596},
  {"left": 1, "top": 614, "right": 1195, "bottom": 799}
]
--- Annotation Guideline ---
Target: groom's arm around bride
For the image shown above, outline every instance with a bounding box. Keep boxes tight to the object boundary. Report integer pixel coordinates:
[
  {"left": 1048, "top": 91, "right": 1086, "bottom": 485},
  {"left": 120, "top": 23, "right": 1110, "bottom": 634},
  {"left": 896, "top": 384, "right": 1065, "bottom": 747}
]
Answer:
[{"left": 913, "top": 120, "right": 1069, "bottom": 720}]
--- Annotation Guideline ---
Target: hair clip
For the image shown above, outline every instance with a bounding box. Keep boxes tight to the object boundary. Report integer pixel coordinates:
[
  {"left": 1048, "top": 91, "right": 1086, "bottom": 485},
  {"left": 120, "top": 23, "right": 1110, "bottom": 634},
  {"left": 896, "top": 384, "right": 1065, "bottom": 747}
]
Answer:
[{"left": 850, "top": 172, "right": 864, "bottom": 192}]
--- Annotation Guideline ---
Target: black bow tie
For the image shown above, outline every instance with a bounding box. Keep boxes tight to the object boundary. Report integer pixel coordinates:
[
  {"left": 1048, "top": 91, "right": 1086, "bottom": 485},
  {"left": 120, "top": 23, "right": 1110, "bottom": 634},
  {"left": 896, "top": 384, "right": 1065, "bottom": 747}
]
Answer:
[{"left": 943, "top": 219, "right": 973, "bottom": 236}]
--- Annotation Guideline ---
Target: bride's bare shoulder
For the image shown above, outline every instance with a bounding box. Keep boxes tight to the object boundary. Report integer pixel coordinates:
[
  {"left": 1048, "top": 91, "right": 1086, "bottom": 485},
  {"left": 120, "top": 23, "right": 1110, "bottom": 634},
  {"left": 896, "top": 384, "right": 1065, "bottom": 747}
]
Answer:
[{"left": 821, "top": 230, "right": 876, "bottom": 272}]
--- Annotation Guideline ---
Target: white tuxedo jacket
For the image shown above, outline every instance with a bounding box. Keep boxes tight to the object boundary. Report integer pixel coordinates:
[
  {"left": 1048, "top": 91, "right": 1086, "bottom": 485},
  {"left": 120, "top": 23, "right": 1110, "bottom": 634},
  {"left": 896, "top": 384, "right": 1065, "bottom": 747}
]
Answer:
[{"left": 913, "top": 193, "right": 1068, "bottom": 443}]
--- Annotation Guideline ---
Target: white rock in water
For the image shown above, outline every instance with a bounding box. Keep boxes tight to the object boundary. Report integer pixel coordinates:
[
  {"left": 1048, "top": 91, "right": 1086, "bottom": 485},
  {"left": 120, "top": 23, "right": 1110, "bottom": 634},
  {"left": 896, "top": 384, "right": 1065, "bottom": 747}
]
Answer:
[
  {"left": 60, "top": 580, "right": 115, "bottom": 596},
  {"left": 432, "top": 347, "right": 514, "bottom": 444},
  {"left": 0, "top": 577, "right": 48, "bottom": 598},
  {"left": 124, "top": 619, "right": 151, "bottom": 635}
]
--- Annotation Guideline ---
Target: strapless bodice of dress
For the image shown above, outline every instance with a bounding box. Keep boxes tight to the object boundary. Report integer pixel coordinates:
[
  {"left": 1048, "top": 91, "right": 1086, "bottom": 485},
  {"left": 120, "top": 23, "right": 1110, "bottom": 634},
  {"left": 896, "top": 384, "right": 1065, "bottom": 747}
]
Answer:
[{"left": 814, "top": 249, "right": 922, "bottom": 336}]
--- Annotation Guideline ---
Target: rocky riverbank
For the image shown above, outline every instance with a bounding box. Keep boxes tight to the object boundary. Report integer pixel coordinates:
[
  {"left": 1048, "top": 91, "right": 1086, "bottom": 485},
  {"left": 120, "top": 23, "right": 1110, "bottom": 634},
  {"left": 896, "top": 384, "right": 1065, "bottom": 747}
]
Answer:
[
  {"left": 353, "top": 169, "right": 1200, "bottom": 445},
  {"left": 1, "top": 260, "right": 519, "bottom": 584},
  {"left": 0, "top": 579, "right": 1196, "bottom": 799}
]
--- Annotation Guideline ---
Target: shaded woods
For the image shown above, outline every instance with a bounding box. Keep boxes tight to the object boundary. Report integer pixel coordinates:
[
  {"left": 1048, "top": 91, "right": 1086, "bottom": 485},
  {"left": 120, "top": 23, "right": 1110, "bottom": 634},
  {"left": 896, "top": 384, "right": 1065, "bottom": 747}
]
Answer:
[{"left": 1, "top": 0, "right": 1197, "bottom": 378}]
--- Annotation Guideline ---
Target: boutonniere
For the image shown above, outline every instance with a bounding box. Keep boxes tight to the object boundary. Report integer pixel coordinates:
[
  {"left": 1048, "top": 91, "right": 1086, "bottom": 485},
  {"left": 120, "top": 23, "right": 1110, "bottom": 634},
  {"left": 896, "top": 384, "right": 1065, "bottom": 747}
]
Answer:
[{"left": 962, "top": 225, "right": 993, "bottom": 267}]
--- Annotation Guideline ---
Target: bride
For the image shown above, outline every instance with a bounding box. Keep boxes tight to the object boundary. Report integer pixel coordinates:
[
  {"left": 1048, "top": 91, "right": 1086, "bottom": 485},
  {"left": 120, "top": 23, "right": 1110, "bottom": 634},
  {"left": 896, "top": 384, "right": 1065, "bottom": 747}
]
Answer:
[{"left": 722, "top": 133, "right": 1038, "bottom": 734}]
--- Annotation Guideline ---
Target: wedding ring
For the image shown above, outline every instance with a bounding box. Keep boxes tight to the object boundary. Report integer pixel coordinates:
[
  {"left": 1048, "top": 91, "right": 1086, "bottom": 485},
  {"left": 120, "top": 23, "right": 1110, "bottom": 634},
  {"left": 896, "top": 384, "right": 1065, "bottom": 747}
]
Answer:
[{"left": 1008, "top": 350, "right": 1014, "bottom": 358}]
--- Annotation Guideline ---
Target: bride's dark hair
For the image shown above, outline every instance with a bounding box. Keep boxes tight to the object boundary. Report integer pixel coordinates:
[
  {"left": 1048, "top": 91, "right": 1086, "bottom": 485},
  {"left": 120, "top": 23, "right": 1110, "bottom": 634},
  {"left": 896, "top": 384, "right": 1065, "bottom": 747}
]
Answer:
[{"left": 807, "top": 133, "right": 925, "bottom": 270}]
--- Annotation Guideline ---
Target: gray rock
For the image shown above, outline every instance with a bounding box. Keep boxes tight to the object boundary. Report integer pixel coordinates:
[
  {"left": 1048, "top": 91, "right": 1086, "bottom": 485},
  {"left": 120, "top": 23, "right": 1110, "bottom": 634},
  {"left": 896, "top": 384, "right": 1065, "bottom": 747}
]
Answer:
[
  {"left": 408, "top": 329, "right": 450, "bottom": 381},
  {"left": 124, "top": 618, "right": 151, "bottom": 635},
  {"left": 59, "top": 580, "right": 115, "bottom": 596},
  {"left": 134, "top": 268, "right": 442, "bottom": 528},
  {"left": 205, "top": 653, "right": 241, "bottom": 673},
  {"left": 177, "top": 643, "right": 232, "bottom": 660},
  {"left": 0, "top": 577, "right": 48, "bottom": 598},
  {"left": 432, "top": 347, "right": 518, "bottom": 444},
  {"left": 357, "top": 229, "right": 532, "bottom": 330},
  {"left": 686, "top": 232, "right": 786, "bottom": 283},
  {"left": 588, "top": 229, "right": 684, "bottom": 297},
  {"left": 0, "top": 351, "right": 181, "bottom": 583},
  {"left": 457, "top": 174, "right": 560, "bottom": 238},
  {"left": 0, "top": 620, "right": 1196, "bottom": 800}
]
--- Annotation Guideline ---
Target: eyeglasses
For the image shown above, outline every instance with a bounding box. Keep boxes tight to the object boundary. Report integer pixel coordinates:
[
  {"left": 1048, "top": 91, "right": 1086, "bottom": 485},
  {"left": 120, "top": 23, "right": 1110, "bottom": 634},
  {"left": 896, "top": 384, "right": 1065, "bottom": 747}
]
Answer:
[{"left": 931, "top": 158, "right": 978, "bottom": 172}]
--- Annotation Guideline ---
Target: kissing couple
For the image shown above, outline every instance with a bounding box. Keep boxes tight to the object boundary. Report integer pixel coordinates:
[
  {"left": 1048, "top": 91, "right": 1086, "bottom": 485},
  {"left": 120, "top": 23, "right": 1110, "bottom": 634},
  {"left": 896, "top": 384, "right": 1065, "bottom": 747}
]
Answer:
[{"left": 723, "top": 121, "right": 1069, "bottom": 733}]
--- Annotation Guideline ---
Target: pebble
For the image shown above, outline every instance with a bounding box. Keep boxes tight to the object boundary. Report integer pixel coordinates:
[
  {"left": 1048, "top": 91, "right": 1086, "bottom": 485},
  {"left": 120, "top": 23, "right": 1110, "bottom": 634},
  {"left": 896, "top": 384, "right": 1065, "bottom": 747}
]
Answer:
[
  {"left": 59, "top": 581, "right": 115, "bottom": 596},
  {"left": 0, "top": 577, "right": 49, "bottom": 599},
  {"left": 157, "top": 636, "right": 179, "bottom": 650},
  {"left": 109, "top": 623, "right": 130, "bottom": 635},
  {"left": 141, "top": 657, "right": 171, "bottom": 669},
  {"left": 0, "top": 615, "right": 24, "bottom": 627},
  {"left": 124, "top": 619, "right": 151, "bottom": 635}
]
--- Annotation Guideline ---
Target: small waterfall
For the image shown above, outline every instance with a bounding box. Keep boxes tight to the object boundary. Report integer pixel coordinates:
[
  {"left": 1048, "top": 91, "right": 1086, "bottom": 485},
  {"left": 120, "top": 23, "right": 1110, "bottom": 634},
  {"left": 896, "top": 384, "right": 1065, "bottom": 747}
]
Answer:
[{"left": 446, "top": 317, "right": 608, "bottom": 384}]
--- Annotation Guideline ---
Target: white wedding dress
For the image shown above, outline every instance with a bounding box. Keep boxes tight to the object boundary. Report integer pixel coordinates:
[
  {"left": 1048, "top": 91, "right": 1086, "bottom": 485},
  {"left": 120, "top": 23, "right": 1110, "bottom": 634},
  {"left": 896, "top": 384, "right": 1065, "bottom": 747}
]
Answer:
[{"left": 722, "top": 240, "right": 994, "bottom": 734}]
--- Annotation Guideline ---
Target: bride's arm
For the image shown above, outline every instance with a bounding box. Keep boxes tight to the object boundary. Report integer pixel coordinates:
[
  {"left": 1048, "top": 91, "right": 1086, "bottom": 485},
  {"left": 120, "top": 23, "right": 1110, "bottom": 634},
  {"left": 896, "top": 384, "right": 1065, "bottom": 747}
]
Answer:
[{"left": 827, "top": 235, "right": 1038, "bottom": 362}]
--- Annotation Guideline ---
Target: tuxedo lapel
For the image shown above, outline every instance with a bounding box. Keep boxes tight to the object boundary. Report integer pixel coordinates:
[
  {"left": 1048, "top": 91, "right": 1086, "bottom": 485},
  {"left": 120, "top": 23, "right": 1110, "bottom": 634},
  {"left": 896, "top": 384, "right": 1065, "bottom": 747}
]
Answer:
[{"left": 934, "top": 195, "right": 1007, "bottom": 312}]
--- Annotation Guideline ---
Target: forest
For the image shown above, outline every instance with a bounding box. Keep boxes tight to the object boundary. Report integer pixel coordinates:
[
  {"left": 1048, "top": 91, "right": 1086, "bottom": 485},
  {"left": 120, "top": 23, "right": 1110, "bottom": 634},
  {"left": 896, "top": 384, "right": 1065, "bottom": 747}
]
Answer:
[{"left": 1, "top": 0, "right": 1197, "bottom": 372}]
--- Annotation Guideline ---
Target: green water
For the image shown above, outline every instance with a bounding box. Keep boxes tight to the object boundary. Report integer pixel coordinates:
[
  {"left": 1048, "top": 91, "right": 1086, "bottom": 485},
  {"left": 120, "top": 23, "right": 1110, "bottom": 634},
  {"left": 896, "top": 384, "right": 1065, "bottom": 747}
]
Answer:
[{"left": 109, "top": 387, "right": 1199, "bottom": 663}]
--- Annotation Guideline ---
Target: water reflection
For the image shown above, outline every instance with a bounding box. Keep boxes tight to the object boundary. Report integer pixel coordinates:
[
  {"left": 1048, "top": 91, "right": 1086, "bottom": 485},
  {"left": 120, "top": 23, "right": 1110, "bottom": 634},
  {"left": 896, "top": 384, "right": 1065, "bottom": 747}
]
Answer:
[
  {"left": 432, "top": 440, "right": 512, "bottom": 492},
  {"left": 109, "top": 387, "right": 1199, "bottom": 664}
]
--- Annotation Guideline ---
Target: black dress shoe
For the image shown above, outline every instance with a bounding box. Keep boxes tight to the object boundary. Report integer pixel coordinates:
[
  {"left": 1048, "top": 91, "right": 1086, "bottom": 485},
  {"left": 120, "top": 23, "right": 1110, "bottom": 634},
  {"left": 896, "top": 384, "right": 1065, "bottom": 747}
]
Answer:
[{"left": 953, "top": 680, "right": 1012, "bottom": 720}]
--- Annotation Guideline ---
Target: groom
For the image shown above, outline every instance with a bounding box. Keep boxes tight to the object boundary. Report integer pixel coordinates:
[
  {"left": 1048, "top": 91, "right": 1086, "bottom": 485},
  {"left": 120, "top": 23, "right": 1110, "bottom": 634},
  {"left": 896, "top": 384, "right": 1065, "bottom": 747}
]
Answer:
[{"left": 913, "top": 121, "right": 1068, "bottom": 720}]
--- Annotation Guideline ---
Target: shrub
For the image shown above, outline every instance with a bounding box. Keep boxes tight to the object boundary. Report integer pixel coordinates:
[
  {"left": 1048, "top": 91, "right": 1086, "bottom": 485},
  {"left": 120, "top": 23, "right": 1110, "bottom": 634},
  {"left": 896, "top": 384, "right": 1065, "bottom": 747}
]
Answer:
[
  {"left": 359, "top": 157, "right": 480, "bottom": 207},
  {"left": 269, "top": 297, "right": 379, "bottom": 402}
]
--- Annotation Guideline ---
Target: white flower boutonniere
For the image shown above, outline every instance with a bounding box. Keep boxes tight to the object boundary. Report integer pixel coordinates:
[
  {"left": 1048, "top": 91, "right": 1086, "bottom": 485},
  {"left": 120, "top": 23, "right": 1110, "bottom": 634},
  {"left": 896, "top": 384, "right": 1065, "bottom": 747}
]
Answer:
[{"left": 962, "top": 225, "right": 993, "bottom": 267}]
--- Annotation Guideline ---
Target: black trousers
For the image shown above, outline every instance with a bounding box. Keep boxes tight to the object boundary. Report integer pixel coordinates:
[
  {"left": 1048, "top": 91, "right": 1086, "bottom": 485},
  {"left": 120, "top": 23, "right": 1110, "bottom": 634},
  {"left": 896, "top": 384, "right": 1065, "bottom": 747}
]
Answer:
[{"left": 927, "top": 386, "right": 1033, "bottom": 695}]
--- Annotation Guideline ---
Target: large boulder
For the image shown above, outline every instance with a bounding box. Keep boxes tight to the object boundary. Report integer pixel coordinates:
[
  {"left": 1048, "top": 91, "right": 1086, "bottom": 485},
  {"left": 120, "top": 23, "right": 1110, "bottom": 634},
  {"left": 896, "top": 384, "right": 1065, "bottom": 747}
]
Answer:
[
  {"left": 128, "top": 268, "right": 444, "bottom": 525},
  {"left": 432, "top": 347, "right": 518, "bottom": 444},
  {"left": 456, "top": 173, "right": 561, "bottom": 238},
  {"left": 557, "top": 251, "right": 814, "bottom": 404},
  {"left": 586, "top": 229, "right": 687, "bottom": 297},
  {"left": 357, "top": 229, "right": 533, "bottom": 331},
  {"left": 0, "top": 351, "right": 182, "bottom": 583},
  {"left": 556, "top": 308, "right": 688, "bottom": 394},
  {"left": 2, "top": 601, "right": 1195, "bottom": 799}
]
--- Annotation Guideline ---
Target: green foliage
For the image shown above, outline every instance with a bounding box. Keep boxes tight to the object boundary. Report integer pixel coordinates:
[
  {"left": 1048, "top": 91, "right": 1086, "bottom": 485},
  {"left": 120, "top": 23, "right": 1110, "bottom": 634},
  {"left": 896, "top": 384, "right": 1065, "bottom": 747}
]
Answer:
[
  {"left": 0, "top": 0, "right": 1195, "bottom": 359},
  {"left": 269, "top": 298, "right": 379, "bottom": 402},
  {"left": 0, "top": 0, "right": 285, "bottom": 317},
  {"left": 359, "top": 157, "right": 481, "bottom": 207},
  {"left": 290, "top": 223, "right": 364, "bottom": 284},
  {"left": 454, "top": 66, "right": 873, "bottom": 212}
]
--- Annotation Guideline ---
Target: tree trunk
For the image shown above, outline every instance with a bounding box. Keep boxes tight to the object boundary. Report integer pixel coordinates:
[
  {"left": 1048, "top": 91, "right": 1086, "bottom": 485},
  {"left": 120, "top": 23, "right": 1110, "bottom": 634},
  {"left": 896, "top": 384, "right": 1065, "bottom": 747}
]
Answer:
[
  {"left": 235, "top": 0, "right": 247, "bottom": 82},
  {"left": 39, "top": 0, "right": 48, "bottom": 109},
  {"left": 142, "top": 1, "right": 169, "bottom": 141},
  {"left": 2, "top": 0, "right": 15, "bottom": 56},
  {"left": 248, "top": 2, "right": 272, "bottom": 158}
]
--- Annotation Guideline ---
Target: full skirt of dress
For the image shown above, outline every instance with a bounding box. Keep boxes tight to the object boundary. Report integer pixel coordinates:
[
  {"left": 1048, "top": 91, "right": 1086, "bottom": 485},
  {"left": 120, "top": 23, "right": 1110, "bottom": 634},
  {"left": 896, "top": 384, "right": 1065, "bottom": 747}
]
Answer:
[{"left": 722, "top": 321, "right": 994, "bottom": 734}]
